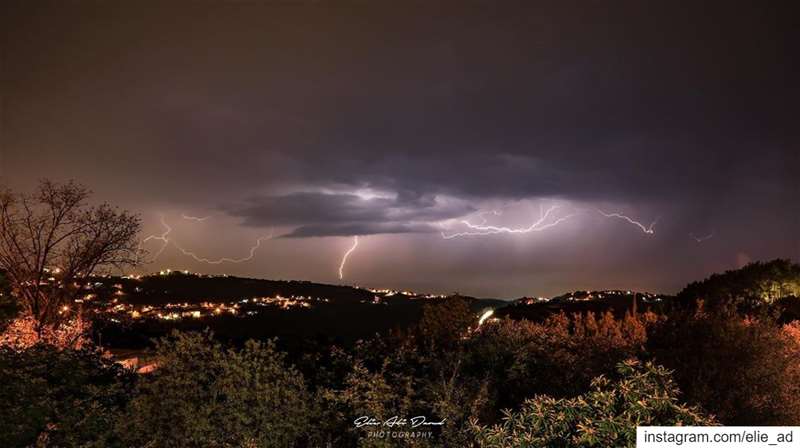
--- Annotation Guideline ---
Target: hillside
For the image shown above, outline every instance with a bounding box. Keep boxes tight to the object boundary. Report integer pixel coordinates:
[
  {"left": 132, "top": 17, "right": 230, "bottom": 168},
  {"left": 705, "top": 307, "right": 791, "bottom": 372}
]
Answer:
[{"left": 86, "top": 271, "right": 502, "bottom": 349}]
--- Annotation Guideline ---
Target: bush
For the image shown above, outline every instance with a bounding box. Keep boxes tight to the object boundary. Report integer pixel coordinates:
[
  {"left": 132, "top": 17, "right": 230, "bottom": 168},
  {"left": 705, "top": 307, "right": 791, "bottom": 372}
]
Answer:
[
  {"left": 0, "top": 344, "right": 135, "bottom": 447},
  {"left": 418, "top": 296, "right": 476, "bottom": 351},
  {"left": 119, "top": 331, "right": 312, "bottom": 448},
  {"left": 471, "top": 360, "right": 715, "bottom": 448},
  {"left": 648, "top": 308, "right": 800, "bottom": 424},
  {"left": 462, "top": 311, "right": 651, "bottom": 413}
]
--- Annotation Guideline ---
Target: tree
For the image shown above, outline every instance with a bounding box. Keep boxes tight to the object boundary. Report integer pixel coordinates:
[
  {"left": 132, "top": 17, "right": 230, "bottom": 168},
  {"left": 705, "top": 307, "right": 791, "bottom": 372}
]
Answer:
[
  {"left": 119, "top": 331, "right": 312, "bottom": 448},
  {"left": 678, "top": 259, "right": 800, "bottom": 308},
  {"left": 647, "top": 307, "right": 800, "bottom": 424},
  {"left": 461, "top": 312, "right": 652, "bottom": 414},
  {"left": 318, "top": 361, "right": 417, "bottom": 448},
  {"left": 0, "top": 344, "right": 136, "bottom": 447},
  {"left": 471, "top": 360, "right": 715, "bottom": 448},
  {"left": 417, "top": 296, "right": 476, "bottom": 351},
  {"left": 0, "top": 180, "right": 141, "bottom": 337},
  {"left": 0, "top": 270, "right": 17, "bottom": 331}
]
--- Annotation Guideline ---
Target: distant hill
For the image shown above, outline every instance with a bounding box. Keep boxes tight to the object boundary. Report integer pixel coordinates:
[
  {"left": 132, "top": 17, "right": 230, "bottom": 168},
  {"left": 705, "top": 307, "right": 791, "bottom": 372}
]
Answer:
[
  {"left": 86, "top": 259, "right": 800, "bottom": 349},
  {"left": 86, "top": 272, "right": 504, "bottom": 350},
  {"left": 499, "top": 260, "right": 800, "bottom": 322},
  {"left": 86, "top": 272, "right": 671, "bottom": 348},
  {"left": 678, "top": 259, "right": 800, "bottom": 307},
  {"left": 498, "top": 290, "right": 672, "bottom": 322}
]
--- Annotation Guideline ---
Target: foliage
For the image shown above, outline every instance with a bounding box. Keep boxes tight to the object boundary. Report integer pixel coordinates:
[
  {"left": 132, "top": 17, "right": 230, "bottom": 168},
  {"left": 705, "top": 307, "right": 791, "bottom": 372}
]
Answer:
[
  {"left": 0, "top": 180, "right": 141, "bottom": 334},
  {"left": 118, "top": 330, "right": 312, "bottom": 448},
  {"left": 424, "top": 356, "right": 491, "bottom": 446},
  {"left": 471, "top": 360, "right": 715, "bottom": 448},
  {"left": 0, "top": 315, "right": 90, "bottom": 350},
  {"left": 462, "top": 311, "right": 653, "bottom": 413},
  {"left": 307, "top": 332, "right": 429, "bottom": 447},
  {"left": 5, "top": 257, "right": 799, "bottom": 447},
  {"left": 0, "top": 344, "right": 136, "bottom": 447},
  {"left": 647, "top": 307, "right": 800, "bottom": 424},
  {"left": 305, "top": 322, "right": 488, "bottom": 447},
  {"left": 679, "top": 259, "right": 800, "bottom": 308},
  {"left": 317, "top": 361, "right": 416, "bottom": 447},
  {"left": 417, "top": 296, "right": 476, "bottom": 351}
]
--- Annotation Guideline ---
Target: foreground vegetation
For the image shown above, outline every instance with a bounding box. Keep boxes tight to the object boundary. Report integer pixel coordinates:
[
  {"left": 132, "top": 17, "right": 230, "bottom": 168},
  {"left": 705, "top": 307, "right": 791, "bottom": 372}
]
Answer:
[
  {"left": 3, "top": 265, "right": 800, "bottom": 447},
  {"left": 2, "top": 182, "right": 799, "bottom": 447}
]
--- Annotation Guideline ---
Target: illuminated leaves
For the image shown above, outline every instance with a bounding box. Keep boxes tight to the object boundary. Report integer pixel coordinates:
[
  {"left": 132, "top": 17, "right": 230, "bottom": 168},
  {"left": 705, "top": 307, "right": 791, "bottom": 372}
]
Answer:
[{"left": 471, "top": 361, "right": 715, "bottom": 448}]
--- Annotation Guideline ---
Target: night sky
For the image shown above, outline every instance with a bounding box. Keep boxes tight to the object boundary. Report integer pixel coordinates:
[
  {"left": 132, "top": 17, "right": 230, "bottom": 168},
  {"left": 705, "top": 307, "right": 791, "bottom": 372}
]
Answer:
[{"left": 2, "top": 1, "right": 797, "bottom": 298}]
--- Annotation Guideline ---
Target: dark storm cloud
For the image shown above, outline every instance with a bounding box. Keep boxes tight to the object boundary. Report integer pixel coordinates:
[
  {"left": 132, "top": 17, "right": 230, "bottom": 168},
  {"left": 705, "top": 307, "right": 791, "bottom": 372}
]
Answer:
[
  {"left": 2, "top": 1, "right": 797, "bottom": 294},
  {"left": 284, "top": 223, "right": 440, "bottom": 238},
  {"left": 4, "top": 1, "right": 795, "bottom": 214},
  {"left": 226, "top": 191, "right": 474, "bottom": 237}
]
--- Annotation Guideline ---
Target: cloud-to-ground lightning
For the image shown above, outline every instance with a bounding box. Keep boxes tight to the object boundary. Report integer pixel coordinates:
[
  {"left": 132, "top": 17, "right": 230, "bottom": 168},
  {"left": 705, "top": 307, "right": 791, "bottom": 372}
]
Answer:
[
  {"left": 181, "top": 214, "right": 210, "bottom": 222},
  {"left": 338, "top": 236, "right": 359, "bottom": 280},
  {"left": 441, "top": 204, "right": 576, "bottom": 239},
  {"left": 690, "top": 231, "right": 714, "bottom": 243},
  {"left": 139, "top": 215, "right": 271, "bottom": 265},
  {"left": 597, "top": 210, "right": 658, "bottom": 235}
]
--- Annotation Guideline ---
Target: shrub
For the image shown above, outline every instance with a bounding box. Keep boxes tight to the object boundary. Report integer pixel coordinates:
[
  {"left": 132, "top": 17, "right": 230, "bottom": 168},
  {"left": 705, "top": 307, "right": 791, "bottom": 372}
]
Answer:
[
  {"left": 418, "top": 296, "right": 477, "bottom": 351},
  {"left": 462, "top": 311, "right": 651, "bottom": 413},
  {"left": 0, "top": 315, "right": 90, "bottom": 350},
  {"left": 471, "top": 360, "right": 715, "bottom": 448},
  {"left": 118, "top": 331, "right": 312, "bottom": 448},
  {"left": 648, "top": 308, "right": 800, "bottom": 424},
  {"left": 0, "top": 344, "right": 135, "bottom": 447},
  {"left": 318, "top": 362, "right": 412, "bottom": 447}
]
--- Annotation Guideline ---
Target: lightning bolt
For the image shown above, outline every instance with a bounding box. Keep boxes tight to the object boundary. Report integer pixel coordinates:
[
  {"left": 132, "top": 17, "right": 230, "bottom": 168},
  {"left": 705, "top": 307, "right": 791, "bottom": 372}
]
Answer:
[
  {"left": 139, "top": 215, "right": 173, "bottom": 262},
  {"left": 172, "top": 230, "right": 273, "bottom": 264},
  {"left": 597, "top": 210, "right": 658, "bottom": 235},
  {"left": 338, "top": 236, "right": 359, "bottom": 280},
  {"left": 139, "top": 215, "right": 271, "bottom": 265},
  {"left": 473, "top": 210, "right": 502, "bottom": 225},
  {"left": 690, "top": 231, "right": 714, "bottom": 243},
  {"left": 441, "top": 204, "right": 576, "bottom": 239},
  {"left": 181, "top": 214, "right": 210, "bottom": 222}
]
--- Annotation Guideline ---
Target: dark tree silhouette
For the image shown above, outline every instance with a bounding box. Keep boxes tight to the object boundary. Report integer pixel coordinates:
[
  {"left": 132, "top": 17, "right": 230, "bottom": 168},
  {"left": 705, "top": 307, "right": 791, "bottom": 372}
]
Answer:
[
  {"left": 418, "top": 296, "right": 476, "bottom": 350},
  {"left": 679, "top": 259, "right": 800, "bottom": 308},
  {"left": 0, "top": 271, "right": 16, "bottom": 331}
]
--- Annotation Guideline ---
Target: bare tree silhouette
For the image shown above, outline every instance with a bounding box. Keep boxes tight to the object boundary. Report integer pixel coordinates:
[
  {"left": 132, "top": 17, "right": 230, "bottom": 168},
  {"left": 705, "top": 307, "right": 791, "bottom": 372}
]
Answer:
[{"left": 0, "top": 180, "right": 141, "bottom": 336}]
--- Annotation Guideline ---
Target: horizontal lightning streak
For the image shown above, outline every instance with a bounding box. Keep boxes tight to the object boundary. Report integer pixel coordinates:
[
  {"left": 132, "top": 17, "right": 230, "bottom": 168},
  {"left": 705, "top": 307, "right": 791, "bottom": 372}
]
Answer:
[
  {"left": 597, "top": 210, "right": 658, "bottom": 235},
  {"left": 181, "top": 214, "right": 210, "bottom": 222},
  {"left": 441, "top": 204, "right": 576, "bottom": 239},
  {"left": 172, "top": 230, "right": 273, "bottom": 264},
  {"left": 139, "top": 216, "right": 270, "bottom": 265}
]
